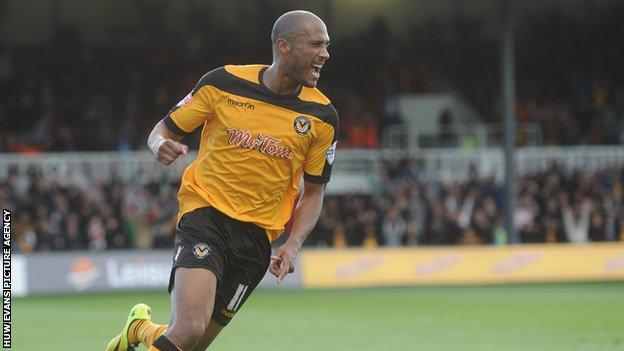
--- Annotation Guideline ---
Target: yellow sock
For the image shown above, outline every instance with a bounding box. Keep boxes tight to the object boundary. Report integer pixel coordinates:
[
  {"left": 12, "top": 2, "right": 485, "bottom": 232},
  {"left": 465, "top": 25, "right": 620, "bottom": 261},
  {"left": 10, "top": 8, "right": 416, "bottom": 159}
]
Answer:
[{"left": 129, "top": 319, "right": 168, "bottom": 348}]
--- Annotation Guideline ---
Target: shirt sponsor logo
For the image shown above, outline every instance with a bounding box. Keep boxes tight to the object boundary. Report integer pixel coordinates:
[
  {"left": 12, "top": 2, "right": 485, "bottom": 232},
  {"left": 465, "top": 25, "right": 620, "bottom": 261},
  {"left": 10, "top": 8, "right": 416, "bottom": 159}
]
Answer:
[
  {"left": 326, "top": 141, "right": 337, "bottom": 165},
  {"left": 226, "top": 128, "right": 295, "bottom": 159},
  {"left": 293, "top": 116, "right": 311, "bottom": 136},
  {"left": 227, "top": 98, "right": 255, "bottom": 110}
]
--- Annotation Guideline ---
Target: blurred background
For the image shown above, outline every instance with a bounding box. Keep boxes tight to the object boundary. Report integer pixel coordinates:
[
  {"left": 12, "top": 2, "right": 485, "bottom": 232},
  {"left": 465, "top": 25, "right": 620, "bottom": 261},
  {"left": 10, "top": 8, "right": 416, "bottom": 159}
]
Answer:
[
  {"left": 4, "top": 1, "right": 624, "bottom": 350},
  {"left": 3, "top": 0, "right": 624, "bottom": 252}
]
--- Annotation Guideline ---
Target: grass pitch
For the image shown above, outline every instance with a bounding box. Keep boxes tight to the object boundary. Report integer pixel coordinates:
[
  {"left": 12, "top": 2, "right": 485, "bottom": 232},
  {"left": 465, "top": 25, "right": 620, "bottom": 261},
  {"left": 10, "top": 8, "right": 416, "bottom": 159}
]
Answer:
[{"left": 13, "top": 282, "right": 624, "bottom": 351}]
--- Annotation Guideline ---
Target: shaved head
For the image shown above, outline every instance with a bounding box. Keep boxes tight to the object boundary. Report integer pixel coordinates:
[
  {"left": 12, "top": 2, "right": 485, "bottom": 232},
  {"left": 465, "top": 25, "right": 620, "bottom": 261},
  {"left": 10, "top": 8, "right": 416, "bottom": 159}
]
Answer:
[
  {"left": 271, "top": 10, "right": 325, "bottom": 46},
  {"left": 266, "top": 10, "right": 330, "bottom": 90}
]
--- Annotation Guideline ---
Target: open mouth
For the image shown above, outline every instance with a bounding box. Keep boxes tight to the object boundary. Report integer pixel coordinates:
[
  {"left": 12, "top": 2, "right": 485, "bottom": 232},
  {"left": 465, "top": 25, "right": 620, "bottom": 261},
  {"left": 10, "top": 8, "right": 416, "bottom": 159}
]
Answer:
[{"left": 311, "top": 63, "right": 323, "bottom": 78}]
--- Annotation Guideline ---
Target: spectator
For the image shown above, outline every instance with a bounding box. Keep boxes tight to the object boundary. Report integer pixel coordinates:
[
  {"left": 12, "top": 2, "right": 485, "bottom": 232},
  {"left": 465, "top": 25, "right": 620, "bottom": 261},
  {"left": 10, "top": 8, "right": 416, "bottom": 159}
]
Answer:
[
  {"left": 561, "top": 198, "right": 591, "bottom": 243},
  {"left": 588, "top": 210, "right": 607, "bottom": 242},
  {"left": 87, "top": 215, "right": 107, "bottom": 251},
  {"left": 382, "top": 205, "right": 406, "bottom": 247}
]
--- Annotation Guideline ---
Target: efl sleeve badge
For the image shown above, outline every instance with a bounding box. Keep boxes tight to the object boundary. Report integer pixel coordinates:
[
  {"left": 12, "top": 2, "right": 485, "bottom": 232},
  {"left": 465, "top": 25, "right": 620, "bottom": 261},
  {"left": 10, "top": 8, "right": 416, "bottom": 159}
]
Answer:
[{"left": 325, "top": 141, "right": 337, "bottom": 165}]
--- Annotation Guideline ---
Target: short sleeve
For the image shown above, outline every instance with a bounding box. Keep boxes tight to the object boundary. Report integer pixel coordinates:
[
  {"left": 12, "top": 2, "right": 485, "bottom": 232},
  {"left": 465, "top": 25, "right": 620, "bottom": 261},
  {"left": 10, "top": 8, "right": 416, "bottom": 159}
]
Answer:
[
  {"left": 163, "top": 69, "right": 222, "bottom": 136},
  {"left": 303, "top": 108, "right": 339, "bottom": 184}
]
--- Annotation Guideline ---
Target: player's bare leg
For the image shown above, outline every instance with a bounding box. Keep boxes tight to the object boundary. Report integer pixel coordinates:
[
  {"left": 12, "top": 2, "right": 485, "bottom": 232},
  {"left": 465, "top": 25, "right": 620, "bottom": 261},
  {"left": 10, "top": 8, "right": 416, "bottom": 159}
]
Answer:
[
  {"left": 191, "top": 319, "right": 224, "bottom": 351},
  {"left": 161, "top": 267, "right": 218, "bottom": 350}
]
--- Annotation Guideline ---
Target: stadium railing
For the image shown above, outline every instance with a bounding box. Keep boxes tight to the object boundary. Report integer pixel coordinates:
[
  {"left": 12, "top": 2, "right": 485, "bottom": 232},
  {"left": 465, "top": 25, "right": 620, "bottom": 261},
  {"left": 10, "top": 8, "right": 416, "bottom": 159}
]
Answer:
[
  {"left": 381, "top": 122, "right": 543, "bottom": 149},
  {"left": 1, "top": 146, "right": 623, "bottom": 185}
]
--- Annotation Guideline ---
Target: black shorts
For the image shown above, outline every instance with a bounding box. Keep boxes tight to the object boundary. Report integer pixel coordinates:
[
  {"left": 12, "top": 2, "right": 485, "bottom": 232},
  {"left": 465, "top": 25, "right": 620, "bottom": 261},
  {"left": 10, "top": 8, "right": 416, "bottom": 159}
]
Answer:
[{"left": 168, "top": 206, "right": 271, "bottom": 326}]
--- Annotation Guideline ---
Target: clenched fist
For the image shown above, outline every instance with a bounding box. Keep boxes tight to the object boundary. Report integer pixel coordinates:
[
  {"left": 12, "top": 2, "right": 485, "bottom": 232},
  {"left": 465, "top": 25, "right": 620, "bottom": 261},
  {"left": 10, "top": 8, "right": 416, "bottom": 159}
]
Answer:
[{"left": 151, "top": 138, "right": 189, "bottom": 165}]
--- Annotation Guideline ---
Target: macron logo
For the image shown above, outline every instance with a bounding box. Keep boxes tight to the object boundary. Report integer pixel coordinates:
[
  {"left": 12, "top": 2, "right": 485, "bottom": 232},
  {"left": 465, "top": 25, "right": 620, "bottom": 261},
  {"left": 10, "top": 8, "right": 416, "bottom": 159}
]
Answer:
[{"left": 227, "top": 98, "right": 255, "bottom": 110}]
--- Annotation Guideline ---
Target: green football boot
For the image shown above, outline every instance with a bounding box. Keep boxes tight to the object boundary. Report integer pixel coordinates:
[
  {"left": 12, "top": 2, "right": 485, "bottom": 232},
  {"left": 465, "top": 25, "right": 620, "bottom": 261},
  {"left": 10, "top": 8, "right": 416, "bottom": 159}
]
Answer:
[{"left": 106, "top": 303, "right": 152, "bottom": 351}]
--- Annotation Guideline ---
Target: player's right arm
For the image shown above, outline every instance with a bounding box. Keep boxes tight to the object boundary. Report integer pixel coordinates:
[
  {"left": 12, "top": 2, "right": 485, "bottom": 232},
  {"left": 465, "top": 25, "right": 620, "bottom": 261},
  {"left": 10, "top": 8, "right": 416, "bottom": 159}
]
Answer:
[
  {"left": 147, "top": 121, "right": 188, "bottom": 165},
  {"left": 147, "top": 68, "right": 220, "bottom": 165}
]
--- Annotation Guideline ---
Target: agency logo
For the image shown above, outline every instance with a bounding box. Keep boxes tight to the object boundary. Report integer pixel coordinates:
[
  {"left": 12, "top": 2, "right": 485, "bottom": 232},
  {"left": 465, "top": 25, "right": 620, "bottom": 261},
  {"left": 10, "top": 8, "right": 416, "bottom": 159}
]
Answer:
[
  {"left": 66, "top": 257, "right": 101, "bottom": 291},
  {"left": 193, "top": 243, "right": 211, "bottom": 259},
  {"left": 293, "top": 116, "right": 311, "bottom": 136},
  {"left": 227, "top": 98, "right": 255, "bottom": 110}
]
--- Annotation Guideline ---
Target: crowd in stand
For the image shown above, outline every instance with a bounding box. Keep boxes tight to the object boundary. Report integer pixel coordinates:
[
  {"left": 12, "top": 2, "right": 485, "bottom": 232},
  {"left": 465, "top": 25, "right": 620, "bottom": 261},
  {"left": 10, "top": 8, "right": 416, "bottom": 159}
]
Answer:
[
  {"left": 3, "top": 3, "right": 624, "bottom": 252},
  {"left": 3, "top": 4, "right": 624, "bottom": 152},
  {"left": 3, "top": 160, "right": 622, "bottom": 253},
  {"left": 1, "top": 167, "right": 179, "bottom": 252},
  {"left": 308, "top": 160, "right": 624, "bottom": 248},
  {"left": 0, "top": 15, "right": 418, "bottom": 153}
]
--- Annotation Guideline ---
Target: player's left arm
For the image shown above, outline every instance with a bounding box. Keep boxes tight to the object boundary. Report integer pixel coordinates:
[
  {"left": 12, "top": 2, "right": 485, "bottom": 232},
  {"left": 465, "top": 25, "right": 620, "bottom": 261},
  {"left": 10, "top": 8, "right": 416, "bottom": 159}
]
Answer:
[
  {"left": 271, "top": 107, "right": 339, "bottom": 283},
  {"left": 270, "top": 180, "right": 325, "bottom": 283}
]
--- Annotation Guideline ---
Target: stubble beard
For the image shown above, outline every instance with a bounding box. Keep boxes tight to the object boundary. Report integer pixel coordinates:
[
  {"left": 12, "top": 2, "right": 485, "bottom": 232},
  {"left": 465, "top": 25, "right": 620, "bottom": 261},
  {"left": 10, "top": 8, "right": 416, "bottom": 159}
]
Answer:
[{"left": 286, "top": 59, "right": 315, "bottom": 89}]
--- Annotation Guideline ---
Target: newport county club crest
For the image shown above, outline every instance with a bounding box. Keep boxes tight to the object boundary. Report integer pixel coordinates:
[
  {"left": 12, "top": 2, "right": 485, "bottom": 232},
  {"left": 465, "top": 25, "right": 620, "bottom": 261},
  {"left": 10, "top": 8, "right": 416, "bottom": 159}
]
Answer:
[
  {"left": 293, "top": 116, "right": 311, "bottom": 136},
  {"left": 193, "top": 243, "right": 211, "bottom": 259}
]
